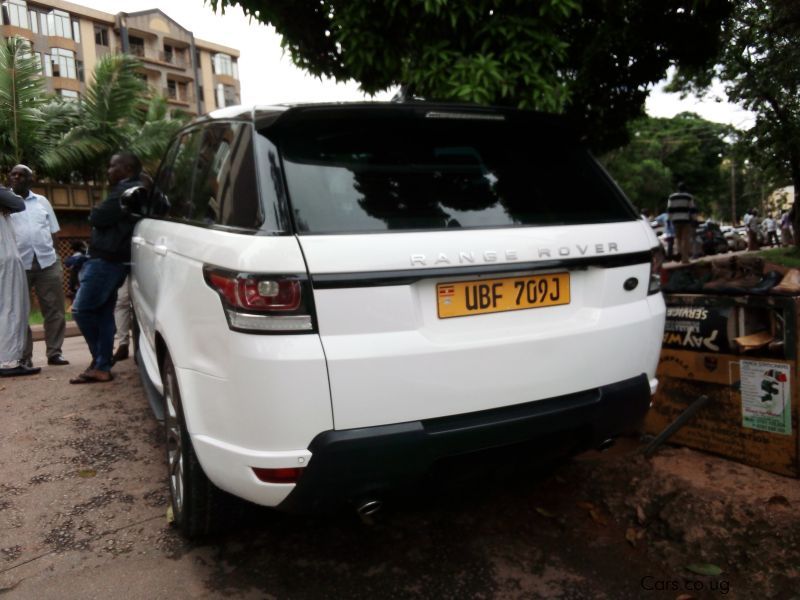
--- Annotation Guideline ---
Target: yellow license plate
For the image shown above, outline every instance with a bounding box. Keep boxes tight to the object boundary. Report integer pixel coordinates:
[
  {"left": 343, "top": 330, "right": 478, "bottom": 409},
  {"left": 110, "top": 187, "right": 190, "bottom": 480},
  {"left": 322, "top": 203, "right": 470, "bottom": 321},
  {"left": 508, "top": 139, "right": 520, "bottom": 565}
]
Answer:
[{"left": 437, "top": 272, "right": 570, "bottom": 318}]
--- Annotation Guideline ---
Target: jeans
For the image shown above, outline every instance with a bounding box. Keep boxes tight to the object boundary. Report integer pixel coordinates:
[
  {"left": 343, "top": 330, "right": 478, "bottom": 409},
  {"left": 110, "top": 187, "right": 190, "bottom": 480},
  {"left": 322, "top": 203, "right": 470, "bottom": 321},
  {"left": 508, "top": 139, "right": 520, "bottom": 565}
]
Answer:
[{"left": 71, "top": 259, "right": 128, "bottom": 372}]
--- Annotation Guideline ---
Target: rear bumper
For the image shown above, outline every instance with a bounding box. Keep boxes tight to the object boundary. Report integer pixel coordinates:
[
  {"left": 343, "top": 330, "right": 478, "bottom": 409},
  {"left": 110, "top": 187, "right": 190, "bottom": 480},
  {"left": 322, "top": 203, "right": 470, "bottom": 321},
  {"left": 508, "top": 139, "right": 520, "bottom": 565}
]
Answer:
[{"left": 279, "top": 373, "right": 652, "bottom": 512}]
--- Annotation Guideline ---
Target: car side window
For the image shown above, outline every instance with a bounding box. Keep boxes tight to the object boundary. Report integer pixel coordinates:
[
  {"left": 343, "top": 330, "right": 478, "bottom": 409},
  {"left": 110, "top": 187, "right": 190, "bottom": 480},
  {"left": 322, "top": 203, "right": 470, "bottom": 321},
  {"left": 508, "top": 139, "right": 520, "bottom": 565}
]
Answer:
[
  {"left": 153, "top": 129, "right": 202, "bottom": 221},
  {"left": 189, "top": 122, "right": 262, "bottom": 229}
]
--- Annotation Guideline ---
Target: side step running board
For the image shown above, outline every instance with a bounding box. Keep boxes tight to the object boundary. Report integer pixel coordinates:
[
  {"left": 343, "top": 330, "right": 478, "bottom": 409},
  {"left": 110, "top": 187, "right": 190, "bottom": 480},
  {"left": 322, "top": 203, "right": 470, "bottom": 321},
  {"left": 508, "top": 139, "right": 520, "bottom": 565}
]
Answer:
[{"left": 135, "top": 345, "right": 164, "bottom": 422}]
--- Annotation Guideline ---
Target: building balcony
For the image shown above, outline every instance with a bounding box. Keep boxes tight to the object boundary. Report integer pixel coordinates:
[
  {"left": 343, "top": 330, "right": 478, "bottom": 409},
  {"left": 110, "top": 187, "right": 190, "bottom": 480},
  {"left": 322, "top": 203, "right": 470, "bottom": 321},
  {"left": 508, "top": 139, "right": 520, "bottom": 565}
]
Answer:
[{"left": 163, "top": 86, "right": 194, "bottom": 106}]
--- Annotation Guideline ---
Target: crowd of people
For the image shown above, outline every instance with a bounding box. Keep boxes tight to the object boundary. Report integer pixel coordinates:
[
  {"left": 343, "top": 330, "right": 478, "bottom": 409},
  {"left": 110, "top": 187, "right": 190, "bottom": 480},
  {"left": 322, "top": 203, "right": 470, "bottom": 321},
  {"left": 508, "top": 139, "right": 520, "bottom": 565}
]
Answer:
[
  {"left": 648, "top": 183, "right": 795, "bottom": 263},
  {"left": 0, "top": 153, "right": 143, "bottom": 381}
]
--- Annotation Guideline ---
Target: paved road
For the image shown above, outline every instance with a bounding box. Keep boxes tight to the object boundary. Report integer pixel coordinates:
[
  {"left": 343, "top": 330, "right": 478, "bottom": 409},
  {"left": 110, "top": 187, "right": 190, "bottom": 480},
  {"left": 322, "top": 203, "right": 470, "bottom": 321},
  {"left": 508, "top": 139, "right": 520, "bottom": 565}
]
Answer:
[{"left": 1, "top": 338, "right": 797, "bottom": 599}]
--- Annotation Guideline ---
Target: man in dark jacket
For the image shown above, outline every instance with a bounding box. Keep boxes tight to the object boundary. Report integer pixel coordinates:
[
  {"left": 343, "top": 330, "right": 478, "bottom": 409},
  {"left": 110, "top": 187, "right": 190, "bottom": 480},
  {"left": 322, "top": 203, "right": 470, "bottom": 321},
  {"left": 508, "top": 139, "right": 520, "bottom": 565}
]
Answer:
[{"left": 70, "top": 152, "right": 142, "bottom": 384}]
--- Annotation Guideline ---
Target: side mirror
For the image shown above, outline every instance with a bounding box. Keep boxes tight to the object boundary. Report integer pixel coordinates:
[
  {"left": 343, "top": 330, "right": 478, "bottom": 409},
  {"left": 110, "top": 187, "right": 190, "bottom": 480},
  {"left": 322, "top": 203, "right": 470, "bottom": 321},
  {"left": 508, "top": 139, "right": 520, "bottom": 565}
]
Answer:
[{"left": 119, "top": 185, "right": 149, "bottom": 217}]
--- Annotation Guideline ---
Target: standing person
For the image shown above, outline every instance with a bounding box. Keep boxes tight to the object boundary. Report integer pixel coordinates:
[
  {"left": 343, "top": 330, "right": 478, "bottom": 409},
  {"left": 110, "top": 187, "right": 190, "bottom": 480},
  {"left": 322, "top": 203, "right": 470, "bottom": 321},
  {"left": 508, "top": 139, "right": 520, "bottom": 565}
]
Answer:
[
  {"left": 112, "top": 275, "right": 131, "bottom": 362},
  {"left": 654, "top": 210, "right": 676, "bottom": 260},
  {"left": 764, "top": 214, "right": 779, "bottom": 246},
  {"left": 70, "top": 152, "right": 143, "bottom": 384},
  {"left": 780, "top": 209, "right": 794, "bottom": 247},
  {"left": 8, "top": 165, "right": 69, "bottom": 367},
  {"left": 111, "top": 170, "right": 150, "bottom": 364},
  {"left": 667, "top": 182, "right": 698, "bottom": 264},
  {"left": 64, "top": 240, "right": 89, "bottom": 302},
  {"left": 0, "top": 187, "right": 41, "bottom": 377},
  {"left": 747, "top": 208, "right": 761, "bottom": 251}
]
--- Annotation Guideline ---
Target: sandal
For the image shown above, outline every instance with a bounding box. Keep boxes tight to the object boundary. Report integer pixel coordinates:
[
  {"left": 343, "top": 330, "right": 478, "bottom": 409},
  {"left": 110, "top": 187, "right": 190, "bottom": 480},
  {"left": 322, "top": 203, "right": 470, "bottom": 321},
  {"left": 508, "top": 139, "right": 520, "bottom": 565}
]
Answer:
[{"left": 69, "top": 370, "right": 114, "bottom": 384}]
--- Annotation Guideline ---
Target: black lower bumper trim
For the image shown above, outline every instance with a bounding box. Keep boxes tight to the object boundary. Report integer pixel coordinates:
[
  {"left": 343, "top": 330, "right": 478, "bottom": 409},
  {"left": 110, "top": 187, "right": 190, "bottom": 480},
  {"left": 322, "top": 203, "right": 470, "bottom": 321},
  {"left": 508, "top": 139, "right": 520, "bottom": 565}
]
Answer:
[{"left": 278, "top": 374, "right": 651, "bottom": 513}]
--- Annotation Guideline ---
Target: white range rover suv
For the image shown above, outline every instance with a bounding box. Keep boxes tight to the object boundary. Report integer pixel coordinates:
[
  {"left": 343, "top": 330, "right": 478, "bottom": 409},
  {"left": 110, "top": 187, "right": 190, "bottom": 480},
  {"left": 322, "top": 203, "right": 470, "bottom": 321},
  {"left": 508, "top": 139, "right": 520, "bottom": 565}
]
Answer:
[{"left": 129, "top": 102, "right": 666, "bottom": 537}]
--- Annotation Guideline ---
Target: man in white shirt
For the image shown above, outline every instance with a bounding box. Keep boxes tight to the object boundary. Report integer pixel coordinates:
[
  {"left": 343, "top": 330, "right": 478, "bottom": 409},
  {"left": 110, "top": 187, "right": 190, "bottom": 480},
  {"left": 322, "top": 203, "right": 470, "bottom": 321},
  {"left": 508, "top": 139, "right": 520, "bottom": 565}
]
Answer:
[{"left": 9, "top": 165, "right": 69, "bottom": 367}]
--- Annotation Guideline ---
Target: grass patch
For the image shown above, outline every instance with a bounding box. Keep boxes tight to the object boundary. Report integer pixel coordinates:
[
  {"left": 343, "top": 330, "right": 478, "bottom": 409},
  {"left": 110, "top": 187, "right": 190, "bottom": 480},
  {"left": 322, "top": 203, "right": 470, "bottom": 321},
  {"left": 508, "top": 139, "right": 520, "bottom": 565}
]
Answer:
[{"left": 758, "top": 247, "right": 800, "bottom": 269}]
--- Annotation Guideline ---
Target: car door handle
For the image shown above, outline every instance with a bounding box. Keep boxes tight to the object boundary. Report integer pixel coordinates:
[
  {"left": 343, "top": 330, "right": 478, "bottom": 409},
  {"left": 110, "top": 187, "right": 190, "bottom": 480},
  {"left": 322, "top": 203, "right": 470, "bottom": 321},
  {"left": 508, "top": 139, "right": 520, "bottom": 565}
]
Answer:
[
  {"left": 131, "top": 236, "right": 145, "bottom": 245},
  {"left": 153, "top": 244, "right": 168, "bottom": 256}
]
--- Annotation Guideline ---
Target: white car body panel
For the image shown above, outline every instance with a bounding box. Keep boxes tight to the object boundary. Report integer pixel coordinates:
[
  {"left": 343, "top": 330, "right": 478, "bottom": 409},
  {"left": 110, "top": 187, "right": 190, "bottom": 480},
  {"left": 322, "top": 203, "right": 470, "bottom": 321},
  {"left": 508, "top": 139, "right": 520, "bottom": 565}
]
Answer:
[
  {"left": 132, "top": 219, "right": 333, "bottom": 498},
  {"left": 298, "top": 222, "right": 665, "bottom": 429}
]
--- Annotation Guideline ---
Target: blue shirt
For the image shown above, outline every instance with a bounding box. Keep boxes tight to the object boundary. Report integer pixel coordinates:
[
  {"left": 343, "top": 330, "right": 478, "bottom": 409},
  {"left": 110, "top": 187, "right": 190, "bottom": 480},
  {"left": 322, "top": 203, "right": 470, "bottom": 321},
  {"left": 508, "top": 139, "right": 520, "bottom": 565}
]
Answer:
[{"left": 10, "top": 191, "right": 60, "bottom": 269}]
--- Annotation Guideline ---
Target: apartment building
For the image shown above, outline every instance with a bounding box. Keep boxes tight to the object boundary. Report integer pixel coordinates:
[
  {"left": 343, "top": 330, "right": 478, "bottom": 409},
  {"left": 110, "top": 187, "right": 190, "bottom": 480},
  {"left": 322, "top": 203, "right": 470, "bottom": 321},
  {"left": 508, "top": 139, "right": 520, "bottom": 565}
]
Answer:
[{"left": 0, "top": 0, "right": 241, "bottom": 114}]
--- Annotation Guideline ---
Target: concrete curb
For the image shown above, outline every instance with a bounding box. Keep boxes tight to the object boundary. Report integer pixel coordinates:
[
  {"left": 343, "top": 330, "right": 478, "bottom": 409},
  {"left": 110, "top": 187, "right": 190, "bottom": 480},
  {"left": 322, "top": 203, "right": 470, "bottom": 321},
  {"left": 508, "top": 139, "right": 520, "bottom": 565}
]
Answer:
[{"left": 31, "top": 320, "right": 80, "bottom": 342}]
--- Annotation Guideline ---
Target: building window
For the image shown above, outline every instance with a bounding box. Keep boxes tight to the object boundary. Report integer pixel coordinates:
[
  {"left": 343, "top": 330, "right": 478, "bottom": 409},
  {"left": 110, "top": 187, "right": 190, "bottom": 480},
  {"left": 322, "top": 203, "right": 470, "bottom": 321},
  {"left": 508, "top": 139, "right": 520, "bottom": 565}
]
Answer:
[
  {"left": 57, "top": 89, "right": 79, "bottom": 101},
  {"left": 128, "top": 34, "right": 145, "bottom": 57},
  {"left": 94, "top": 25, "right": 108, "bottom": 46},
  {"left": 71, "top": 18, "right": 80, "bottom": 43},
  {"left": 30, "top": 8, "right": 46, "bottom": 34},
  {"left": 45, "top": 48, "right": 77, "bottom": 79},
  {"left": 2, "top": 0, "right": 29, "bottom": 28},
  {"left": 212, "top": 53, "right": 237, "bottom": 79},
  {"left": 215, "top": 83, "right": 237, "bottom": 108},
  {"left": 46, "top": 9, "right": 71, "bottom": 39}
]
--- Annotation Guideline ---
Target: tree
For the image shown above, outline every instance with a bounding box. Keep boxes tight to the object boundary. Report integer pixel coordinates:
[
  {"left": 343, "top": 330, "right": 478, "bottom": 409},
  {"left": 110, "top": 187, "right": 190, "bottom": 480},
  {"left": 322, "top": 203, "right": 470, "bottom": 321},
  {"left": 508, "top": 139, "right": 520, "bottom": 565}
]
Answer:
[
  {"left": 601, "top": 113, "right": 732, "bottom": 218},
  {"left": 0, "top": 36, "right": 46, "bottom": 173},
  {"left": 211, "top": 0, "right": 731, "bottom": 151},
  {"left": 40, "top": 54, "right": 187, "bottom": 182},
  {"left": 671, "top": 0, "right": 800, "bottom": 246}
]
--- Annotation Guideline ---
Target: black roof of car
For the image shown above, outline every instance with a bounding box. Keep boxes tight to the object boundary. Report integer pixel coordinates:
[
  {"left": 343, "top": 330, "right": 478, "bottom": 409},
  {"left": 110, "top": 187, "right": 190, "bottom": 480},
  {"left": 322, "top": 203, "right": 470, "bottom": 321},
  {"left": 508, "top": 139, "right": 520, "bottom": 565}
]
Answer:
[{"left": 186, "top": 102, "right": 578, "bottom": 139}]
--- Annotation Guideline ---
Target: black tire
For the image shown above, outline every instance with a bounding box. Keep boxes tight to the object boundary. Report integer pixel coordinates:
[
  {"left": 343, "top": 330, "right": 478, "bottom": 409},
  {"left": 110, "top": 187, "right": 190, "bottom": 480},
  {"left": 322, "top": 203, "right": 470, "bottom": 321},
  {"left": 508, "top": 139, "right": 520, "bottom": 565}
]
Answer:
[{"left": 162, "top": 353, "right": 230, "bottom": 538}]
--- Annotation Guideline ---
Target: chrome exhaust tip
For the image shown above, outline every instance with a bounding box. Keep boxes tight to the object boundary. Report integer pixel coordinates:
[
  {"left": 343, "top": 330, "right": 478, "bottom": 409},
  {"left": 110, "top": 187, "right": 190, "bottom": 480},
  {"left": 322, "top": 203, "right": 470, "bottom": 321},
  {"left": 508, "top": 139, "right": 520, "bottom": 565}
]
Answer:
[
  {"left": 356, "top": 499, "right": 383, "bottom": 522},
  {"left": 597, "top": 438, "right": 616, "bottom": 452}
]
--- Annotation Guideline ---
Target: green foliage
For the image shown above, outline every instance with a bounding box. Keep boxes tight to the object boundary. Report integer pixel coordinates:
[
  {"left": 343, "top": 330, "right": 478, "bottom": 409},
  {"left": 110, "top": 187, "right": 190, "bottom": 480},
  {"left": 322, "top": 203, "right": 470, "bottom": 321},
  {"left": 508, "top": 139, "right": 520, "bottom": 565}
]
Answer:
[
  {"left": 40, "top": 54, "right": 148, "bottom": 182},
  {"left": 601, "top": 113, "right": 732, "bottom": 217},
  {"left": 126, "top": 96, "right": 186, "bottom": 174},
  {"left": 38, "top": 54, "right": 188, "bottom": 182},
  {"left": 758, "top": 246, "right": 800, "bottom": 269},
  {"left": 210, "top": 0, "right": 731, "bottom": 151},
  {"left": 0, "top": 37, "right": 46, "bottom": 173},
  {"left": 672, "top": 0, "right": 800, "bottom": 243}
]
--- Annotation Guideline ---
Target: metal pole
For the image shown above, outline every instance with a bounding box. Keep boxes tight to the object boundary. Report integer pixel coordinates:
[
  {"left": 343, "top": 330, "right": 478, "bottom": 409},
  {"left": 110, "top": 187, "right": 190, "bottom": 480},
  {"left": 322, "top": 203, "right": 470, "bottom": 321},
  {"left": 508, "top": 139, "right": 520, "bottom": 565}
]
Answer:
[{"left": 643, "top": 395, "right": 711, "bottom": 457}]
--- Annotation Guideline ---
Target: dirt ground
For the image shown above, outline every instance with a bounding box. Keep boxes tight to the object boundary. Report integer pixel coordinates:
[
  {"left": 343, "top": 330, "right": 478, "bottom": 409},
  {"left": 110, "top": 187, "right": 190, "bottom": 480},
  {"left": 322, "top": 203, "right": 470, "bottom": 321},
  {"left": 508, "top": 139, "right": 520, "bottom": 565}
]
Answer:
[{"left": 1, "top": 337, "right": 799, "bottom": 599}]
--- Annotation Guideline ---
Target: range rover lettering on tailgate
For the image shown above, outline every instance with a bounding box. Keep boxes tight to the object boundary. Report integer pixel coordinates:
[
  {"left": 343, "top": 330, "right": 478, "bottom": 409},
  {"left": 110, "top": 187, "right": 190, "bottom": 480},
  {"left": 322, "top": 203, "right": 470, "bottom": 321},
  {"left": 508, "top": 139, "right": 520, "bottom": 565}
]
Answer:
[{"left": 129, "top": 102, "right": 666, "bottom": 538}]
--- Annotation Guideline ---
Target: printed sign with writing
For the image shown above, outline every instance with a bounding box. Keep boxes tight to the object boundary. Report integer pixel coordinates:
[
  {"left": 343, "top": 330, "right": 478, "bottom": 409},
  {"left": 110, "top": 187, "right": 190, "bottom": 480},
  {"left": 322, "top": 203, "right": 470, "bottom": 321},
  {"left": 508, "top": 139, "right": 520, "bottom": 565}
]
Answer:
[
  {"left": 662, "top": 302, "right": 732, "bottom": 353},
  {"left": 740, "top": 359, "right": 792, "bottom": 435}
]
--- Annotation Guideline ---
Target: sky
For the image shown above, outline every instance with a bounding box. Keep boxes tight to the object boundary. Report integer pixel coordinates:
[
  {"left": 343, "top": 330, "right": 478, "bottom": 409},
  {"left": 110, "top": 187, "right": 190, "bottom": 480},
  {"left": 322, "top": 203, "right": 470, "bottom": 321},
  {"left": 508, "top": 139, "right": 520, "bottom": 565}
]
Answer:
[{"left": 74, "top": 0, "right": 752, "bottom": 128}]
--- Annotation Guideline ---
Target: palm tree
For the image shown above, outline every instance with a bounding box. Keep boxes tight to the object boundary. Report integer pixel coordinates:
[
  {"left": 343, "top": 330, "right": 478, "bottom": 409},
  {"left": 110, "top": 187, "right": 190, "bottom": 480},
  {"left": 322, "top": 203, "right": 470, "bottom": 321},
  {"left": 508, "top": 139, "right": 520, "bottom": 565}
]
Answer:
[
  {"left": 0, "top": 36, "right": 46, "bottom": 173},
  {"left": 40, "top": 53, "right": 188, "bottom": 182},
  {"left": 40, "top": 53, "right": 148, "bottom": 182},
  {"left": 0, "top": 48, "right": 189, "bottom": 183},
  {"left": 126, "top": 95, "right": 187, "bottom": 176}
]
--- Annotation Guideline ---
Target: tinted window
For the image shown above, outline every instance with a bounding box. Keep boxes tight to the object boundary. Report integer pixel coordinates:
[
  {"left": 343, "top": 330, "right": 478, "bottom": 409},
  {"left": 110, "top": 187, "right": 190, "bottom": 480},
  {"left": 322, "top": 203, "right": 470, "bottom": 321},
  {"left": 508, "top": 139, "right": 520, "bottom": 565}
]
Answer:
[
  {"left": 154, "top": 129, "right": 202, "bottom": 220},
  {"left": 191, "top": 123, "right": 262, "bottom": 229},
  {"left": 274, "top": 116, "right": 636, "bottom": 234}
]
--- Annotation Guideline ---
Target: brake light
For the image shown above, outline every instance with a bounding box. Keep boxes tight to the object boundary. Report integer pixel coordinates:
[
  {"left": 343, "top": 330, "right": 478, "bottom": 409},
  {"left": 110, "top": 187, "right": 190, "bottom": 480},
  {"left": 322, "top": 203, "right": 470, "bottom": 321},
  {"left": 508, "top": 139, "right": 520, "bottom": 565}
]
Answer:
[
  {"left": 204, "top": 267, "right": 314, "bottom": 333},
  {"left": 649, "top": 246, "right": 664, "bottom": 295},
  {"left": 207, "top": 272, "right": 301, "bottom": 311}
]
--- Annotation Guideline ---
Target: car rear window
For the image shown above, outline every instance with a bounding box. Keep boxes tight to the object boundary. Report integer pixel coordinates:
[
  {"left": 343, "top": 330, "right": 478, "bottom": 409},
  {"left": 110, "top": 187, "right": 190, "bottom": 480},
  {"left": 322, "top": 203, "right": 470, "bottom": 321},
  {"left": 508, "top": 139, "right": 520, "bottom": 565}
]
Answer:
[{"left": 268, "top": 114, "right": 636, "bottom": 234}]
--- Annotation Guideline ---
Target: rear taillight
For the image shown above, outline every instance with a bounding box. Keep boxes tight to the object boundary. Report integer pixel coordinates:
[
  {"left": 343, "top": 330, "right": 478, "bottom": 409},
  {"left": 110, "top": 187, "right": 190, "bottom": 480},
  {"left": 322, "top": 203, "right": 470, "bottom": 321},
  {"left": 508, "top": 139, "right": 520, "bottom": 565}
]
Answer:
[
  {"left": 204, "top": 267, "right": 314, "bottom": 333},
  {"left": 649, "top": 246, "right": 664, "bottom": 295}
]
